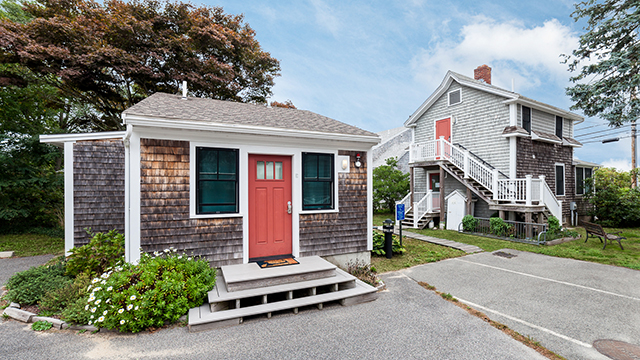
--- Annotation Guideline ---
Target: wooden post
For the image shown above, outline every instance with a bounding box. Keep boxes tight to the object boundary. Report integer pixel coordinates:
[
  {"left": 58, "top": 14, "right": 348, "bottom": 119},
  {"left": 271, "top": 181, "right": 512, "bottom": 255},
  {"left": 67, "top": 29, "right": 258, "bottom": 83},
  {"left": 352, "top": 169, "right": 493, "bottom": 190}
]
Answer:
[
  {"left": 525, "top": 212, "right": 533, "bottom": 239},
  {"left": 439, "top": 166, "right": 445, "bottom": 225},
  {"left": 410, "top": 167, "right": 414, "bottom": 204},
  {"left": 499, "top": 210, "right": 505, "bottom": 219}
]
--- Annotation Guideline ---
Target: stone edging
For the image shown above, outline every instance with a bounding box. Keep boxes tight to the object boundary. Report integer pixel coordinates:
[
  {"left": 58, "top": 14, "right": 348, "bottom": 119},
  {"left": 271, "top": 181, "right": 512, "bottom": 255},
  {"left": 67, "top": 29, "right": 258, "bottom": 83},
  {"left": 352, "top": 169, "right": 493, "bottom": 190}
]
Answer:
[
  {"left": 2, "top": 303, "right": 98, "bottom": 332},
  {"left": 545, "top": 234, "right": 581, "bottom": 246}
]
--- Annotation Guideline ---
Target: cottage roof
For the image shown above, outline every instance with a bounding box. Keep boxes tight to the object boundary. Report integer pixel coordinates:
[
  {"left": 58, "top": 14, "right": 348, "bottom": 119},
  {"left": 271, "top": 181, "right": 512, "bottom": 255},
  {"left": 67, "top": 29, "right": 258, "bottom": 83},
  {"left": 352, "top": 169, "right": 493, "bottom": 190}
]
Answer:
[
  {"left": 405, "top": 71, "right": 584, "bottom": 127},
  {"left": 122, "top": 93, "right": 377, "bottom": 139}
]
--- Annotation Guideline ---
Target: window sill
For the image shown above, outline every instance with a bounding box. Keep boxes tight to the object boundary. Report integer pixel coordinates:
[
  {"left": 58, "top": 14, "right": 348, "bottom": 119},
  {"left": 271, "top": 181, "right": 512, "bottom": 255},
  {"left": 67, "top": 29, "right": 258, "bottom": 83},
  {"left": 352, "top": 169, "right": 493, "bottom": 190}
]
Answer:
[
  {"left": 189, "top": 213, "right": 244, "bottom": 220},
  {"left": 299, "top": 209, "right": 339, "bottom": 215}
]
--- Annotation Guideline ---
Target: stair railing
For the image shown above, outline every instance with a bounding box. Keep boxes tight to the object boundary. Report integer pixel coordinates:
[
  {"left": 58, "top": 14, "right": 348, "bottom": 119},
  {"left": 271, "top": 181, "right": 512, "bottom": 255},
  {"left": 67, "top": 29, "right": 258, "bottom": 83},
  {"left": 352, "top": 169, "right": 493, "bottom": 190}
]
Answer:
[
  {"left": 395, "top": 192, "right": 412, "bottom": 226},
  {"left": 538, "top": 175, "right": 563, "bottom": 220},
  {"left": 413, "top": 191, "right": 432, "bottom": 228}
]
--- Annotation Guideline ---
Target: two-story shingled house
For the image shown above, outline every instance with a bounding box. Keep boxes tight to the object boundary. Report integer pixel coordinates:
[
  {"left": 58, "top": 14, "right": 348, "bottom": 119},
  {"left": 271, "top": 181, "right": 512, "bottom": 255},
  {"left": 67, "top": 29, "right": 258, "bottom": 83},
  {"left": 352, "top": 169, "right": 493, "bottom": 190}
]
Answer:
[{"left": 399, "top": 65, "right": 595, "bottom": 229}]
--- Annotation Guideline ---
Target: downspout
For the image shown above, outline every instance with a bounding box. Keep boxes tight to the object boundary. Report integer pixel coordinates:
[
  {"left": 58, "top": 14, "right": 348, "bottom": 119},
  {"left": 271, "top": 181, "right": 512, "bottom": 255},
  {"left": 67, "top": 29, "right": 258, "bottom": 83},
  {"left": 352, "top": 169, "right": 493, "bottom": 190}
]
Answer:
[{"left": 123, "top": 120, "right": 133, "bottom": 263}]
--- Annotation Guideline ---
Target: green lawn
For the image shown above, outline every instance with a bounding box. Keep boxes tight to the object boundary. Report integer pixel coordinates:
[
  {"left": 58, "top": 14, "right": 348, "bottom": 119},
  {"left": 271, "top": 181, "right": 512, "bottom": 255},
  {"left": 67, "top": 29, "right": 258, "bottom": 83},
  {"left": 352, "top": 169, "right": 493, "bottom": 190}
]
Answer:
[
  {"left": 0, "top": 234, "right": 64, "bottom": 257},
  {"left": 371, "top": 236, "right": 464, "bottom": 273},
  {"left": 374, "top": 212, "right": 640, "bottom": 271}
]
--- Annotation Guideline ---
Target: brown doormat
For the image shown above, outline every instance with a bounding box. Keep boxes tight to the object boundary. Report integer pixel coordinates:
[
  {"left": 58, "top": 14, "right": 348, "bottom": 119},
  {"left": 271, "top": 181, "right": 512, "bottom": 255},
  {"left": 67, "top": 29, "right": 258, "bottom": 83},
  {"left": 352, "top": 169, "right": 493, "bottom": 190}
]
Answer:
[{"left": 256, "top": 258, "right": 299, "bottom": 269}]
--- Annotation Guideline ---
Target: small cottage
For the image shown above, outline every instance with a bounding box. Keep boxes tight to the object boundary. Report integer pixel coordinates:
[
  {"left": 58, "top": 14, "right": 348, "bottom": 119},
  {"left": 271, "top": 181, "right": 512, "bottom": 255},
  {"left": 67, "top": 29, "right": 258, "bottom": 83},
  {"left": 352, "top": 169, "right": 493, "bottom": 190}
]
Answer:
[{"left": 41, "top": 93, "right": 380, "bottom": 268}]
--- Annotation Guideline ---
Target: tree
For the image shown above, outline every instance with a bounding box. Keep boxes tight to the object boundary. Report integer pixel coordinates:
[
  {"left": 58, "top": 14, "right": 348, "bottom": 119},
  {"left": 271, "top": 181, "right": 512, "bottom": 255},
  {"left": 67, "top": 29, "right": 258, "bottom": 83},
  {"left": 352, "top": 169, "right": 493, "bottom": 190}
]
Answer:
[
  {"left": 373, "top": 157, "right": 409, "bottom": 213},
  {"left": 585, "top": 167, "right": 640, "bottom": 227},
  {"left": 270, "top": 100, "right": 296, "bottom": 109},
  {"left": 0, "top": 0, "right": 281, "bottom": 131},
  {"left": 565, "top": 0, "right": 640, "bottom": 126}
]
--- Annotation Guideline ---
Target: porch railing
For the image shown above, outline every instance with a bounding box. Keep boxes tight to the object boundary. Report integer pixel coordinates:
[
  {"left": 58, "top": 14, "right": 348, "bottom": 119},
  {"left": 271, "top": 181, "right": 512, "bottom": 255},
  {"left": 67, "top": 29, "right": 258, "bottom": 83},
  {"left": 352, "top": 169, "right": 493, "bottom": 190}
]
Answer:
[
  {"left": 413, "top": 191, "right": 437, "bottom": 228},
  {"left": 461, "top": 217, "right": 548, "bottom": 245}
]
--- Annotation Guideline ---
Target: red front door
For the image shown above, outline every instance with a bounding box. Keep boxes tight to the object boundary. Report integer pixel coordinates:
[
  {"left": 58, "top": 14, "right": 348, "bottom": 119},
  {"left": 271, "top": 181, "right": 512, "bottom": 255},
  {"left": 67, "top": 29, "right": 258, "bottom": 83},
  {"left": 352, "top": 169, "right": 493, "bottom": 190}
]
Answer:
[
  {"left": 248, "top": 155, "right": 292, "bottom": 259},
  {"left": 435, "top": 118, "right": 451, "bottom": 159}
]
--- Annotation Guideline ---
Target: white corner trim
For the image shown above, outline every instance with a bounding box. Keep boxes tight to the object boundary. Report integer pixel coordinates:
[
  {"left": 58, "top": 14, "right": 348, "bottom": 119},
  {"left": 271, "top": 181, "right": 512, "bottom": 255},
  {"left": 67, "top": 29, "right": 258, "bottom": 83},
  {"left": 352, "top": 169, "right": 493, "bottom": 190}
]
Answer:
[
  {"left": 509, "top": 103, "right": 517, "bottom": 127},
  {"left": 127, "top": 132, "right": 141, "bottom": 264},
  {"left": 367, "top": 150, "right": 373, "bottom": 252},
  {"left": 509, "top": 137, "right": 517, "bottom": 179},
  {"left": 64, "top": 142, "right": 74, "bottom": 256}
]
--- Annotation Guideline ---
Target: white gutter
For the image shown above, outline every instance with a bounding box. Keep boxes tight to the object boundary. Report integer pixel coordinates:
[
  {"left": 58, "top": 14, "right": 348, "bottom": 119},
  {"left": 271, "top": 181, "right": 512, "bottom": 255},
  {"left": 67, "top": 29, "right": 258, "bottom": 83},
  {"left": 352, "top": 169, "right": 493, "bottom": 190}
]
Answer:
[
  {"left": 40, "top": 131, "right": 127, "bottom": 147},
  {"left": 122, "top": 120, "right": 133, "bottom": 263}
]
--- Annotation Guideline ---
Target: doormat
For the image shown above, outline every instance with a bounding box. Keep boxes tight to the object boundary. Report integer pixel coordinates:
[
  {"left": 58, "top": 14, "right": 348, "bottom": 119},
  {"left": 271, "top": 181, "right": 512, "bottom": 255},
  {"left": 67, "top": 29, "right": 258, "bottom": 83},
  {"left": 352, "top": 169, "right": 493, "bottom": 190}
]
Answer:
[{"left": 256, "top": 258, "right": 299, "bottom": 269}]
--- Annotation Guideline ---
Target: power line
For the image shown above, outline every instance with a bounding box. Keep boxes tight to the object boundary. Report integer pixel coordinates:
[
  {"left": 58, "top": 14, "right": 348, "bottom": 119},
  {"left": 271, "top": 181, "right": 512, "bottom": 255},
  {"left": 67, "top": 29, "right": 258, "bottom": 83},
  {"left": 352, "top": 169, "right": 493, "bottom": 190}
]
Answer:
[
  {"left": 578, "top": 129, "right": 631, "bottom": 141},
  {"left": 575, "top": 124, "right": 631, "bottom": 138},
  {"left": 582, "top": 134, "right": 632, "bottom": 144},
  {"left": 574, "top": 122, "right": 610, "bottom": 132}
]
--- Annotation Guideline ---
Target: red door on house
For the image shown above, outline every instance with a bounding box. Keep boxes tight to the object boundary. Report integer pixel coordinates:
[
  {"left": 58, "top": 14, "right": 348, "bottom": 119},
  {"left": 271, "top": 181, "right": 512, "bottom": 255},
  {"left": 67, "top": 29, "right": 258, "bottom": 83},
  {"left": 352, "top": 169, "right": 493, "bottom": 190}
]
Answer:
[
  {"left": 435, "top": 118, "right": 451, "bottom": 159},
  {"left": 248, "top": 154, "right": 292, "bottom": 259}
]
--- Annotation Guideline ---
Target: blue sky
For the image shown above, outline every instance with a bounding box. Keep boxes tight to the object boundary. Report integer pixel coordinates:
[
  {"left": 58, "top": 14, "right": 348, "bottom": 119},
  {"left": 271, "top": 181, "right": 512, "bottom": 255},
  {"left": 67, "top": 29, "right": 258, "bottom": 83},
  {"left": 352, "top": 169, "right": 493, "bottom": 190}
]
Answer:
[{"left": 206, "top": 0, "right": 635, "bottom": 170}]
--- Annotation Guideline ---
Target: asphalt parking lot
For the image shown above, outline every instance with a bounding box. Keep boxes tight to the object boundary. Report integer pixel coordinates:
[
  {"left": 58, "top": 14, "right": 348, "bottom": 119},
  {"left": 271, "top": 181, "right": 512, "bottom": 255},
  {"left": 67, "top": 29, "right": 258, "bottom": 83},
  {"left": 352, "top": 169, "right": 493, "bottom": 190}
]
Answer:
[{"left": 403, "top": 249, "right": 640, "bottom": 360}]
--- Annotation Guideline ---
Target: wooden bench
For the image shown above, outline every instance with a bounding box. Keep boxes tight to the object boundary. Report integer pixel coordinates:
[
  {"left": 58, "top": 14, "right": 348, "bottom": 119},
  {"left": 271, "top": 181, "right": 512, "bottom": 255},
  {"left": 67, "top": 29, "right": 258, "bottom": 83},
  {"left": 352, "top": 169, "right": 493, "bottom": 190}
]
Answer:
[{"left": 580, "top": 221, "right": 625, "bottom": 250}]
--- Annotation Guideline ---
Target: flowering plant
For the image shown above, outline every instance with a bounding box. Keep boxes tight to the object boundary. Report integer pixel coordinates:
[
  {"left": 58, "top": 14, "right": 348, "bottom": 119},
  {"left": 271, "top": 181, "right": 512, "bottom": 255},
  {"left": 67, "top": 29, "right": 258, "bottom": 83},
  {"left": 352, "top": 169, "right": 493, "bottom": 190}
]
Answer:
[{"left": 83, "top": 248, "right": 216, "bottom": 333}]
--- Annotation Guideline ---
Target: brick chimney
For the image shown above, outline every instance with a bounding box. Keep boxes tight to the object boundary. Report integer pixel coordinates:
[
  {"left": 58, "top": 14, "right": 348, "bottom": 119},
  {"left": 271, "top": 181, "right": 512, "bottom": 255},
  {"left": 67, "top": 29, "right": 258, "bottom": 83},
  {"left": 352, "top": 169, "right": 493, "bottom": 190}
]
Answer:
[{"left": 474, "top": 65, "right": 491, "bottom": 84}]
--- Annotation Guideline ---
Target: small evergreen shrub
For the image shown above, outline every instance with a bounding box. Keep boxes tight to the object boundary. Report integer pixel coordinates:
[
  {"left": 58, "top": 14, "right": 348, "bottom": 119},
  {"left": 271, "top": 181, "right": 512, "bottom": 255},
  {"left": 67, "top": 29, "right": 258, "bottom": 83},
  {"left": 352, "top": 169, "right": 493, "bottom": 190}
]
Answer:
[
  {"left": 39, "top": 273, "right": 91, "bottom": 314},
  {"left": 82, "top": 249, "right": 216, "bottom": 333},
  {"left": 547, "top": 216, "right": 561, "bottom": 236},
  {"left": 66, "top": 230, "right": 125, "bottom": 277},
  {"left": 461, "top": 215, "right": 478, "bottom": 232},
  {"left": 372, "top": 231, "right": 406, "bottom": 256},
  {"left": 5, "top": 261, "right": 71, "bottom": 305}
]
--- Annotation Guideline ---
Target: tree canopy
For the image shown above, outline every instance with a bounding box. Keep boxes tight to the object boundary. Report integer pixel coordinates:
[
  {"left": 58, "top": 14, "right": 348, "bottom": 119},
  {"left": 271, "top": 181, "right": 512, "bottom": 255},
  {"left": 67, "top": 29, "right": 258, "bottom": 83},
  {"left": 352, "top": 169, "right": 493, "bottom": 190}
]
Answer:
[
  {"left": 0, "top": 0, "right": 281, "bottom": 131},
  {"left": 565, "top": 0, "right": 640, "bottom": 126},
  {"left": 373, "top": 157, "right": 409, "bottom": 213}
]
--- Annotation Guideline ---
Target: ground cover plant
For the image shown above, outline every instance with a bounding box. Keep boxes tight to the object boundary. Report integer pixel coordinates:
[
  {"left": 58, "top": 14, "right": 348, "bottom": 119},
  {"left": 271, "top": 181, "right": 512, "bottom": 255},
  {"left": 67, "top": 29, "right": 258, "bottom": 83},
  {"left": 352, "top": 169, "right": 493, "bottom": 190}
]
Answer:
[
  {"left": 4, "top": 259, "right": 71, "bottom": 305},
  {"left": 372, "top": 231, "right": 406, "bottom": 256},
  {"left": 343, "top": 259, "right": 380, "bottom": 286}
]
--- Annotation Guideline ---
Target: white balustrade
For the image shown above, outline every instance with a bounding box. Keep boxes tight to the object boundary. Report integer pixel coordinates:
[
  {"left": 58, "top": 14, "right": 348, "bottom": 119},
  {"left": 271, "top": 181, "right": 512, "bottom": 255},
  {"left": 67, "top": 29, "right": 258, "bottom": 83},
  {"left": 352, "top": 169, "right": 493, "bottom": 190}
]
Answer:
[{"left": 413, "top": 191, "right": 433, "bottom": 228}]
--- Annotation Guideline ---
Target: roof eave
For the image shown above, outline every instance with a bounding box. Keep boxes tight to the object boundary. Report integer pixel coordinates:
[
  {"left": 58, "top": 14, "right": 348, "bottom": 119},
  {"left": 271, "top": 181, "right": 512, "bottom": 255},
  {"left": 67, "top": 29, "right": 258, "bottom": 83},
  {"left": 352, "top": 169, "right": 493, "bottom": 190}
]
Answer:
[
  {"left": 503, "top": 98, "right": 584, "bottom": 124},
  {"left": 39, "top": 131, "right": 128, "bottom": 147}
]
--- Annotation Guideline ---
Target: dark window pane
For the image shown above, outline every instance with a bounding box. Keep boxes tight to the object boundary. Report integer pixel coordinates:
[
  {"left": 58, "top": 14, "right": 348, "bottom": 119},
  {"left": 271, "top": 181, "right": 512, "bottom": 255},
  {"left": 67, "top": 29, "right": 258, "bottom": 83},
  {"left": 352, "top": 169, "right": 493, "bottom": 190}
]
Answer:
[
  {"left": 585, "top": 168, "right": 593, "bottom": 193},
  {"left": 196, "top": 147, "right": 238, "bottom": 214},
  {"left": 303, "top": 182, "right": 332, "bottom": 208},
  {"left": 199, "top": 181, "right": 236, "bottom": 205},
  {"left": 449, "top": 90, "right": 461, "bottom": 105},
  {"left": 555, "top": 116, "right": 563, "bottom": 138},
  {"left": 555, "top": 165, "right": 564, "bottom": 196},
  {"left": 199, "top": 204, "right": 236, "bottom": 213},
  {"left": 198, "top": 149, "right": 218, "bottom": 179},
  {"left": 217, "top": 150, "right": 237, "bottom": 180},
  {"left": 304, "top": 154, "right": 318, "bottom": 179},
  {"left": 318, "top": 155, "right": 332, "bottom": 179},
  {"left": 576, "top": 167, "right": 584, "bottom": 195},
  {"left": 522, "top": 106, "right": 531, "bottom": 134}
]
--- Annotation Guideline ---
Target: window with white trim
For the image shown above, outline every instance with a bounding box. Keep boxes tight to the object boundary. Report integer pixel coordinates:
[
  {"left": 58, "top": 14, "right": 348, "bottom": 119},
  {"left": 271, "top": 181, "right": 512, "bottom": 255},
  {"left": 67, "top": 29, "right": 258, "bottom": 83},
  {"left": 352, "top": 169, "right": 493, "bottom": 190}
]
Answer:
[
  {"left": 195, "top": 147, "right": 239, "bottom": 214},
  {"left": 575, "top": 167, "right": 593, "bottom": 195},
  {"left": 555, "top": 164, "right": 565, "bottom": 196},
  {"left": 522, "top": 106, "right": 531, "bottom": 134},
  {"left": 448, "top": 89, "right": 461, "bottom": 106},
  {"left": 555, "top": 116, "right": 563, "bottom": 138},
  {"left": 302, "top": 153, "right": 334, "bottom": 210}
]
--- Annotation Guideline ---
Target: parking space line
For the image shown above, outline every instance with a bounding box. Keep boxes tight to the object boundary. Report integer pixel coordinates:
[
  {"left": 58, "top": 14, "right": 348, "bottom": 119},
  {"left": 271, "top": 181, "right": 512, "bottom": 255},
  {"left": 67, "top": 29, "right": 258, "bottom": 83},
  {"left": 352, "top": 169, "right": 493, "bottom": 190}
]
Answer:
[
  {"left": 457, "top": 297, "right": 593, "bottom": 348},
  {"left": 453, "top": 258, "right": 640, "bottom": 302}
]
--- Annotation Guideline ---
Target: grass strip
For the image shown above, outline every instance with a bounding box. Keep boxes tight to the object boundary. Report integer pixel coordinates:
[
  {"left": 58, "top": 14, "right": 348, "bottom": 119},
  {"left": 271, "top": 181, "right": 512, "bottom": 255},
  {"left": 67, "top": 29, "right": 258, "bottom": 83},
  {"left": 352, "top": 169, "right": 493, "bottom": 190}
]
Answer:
[{"left": 0, "top": 234, "right": 64, "bottom": 257}]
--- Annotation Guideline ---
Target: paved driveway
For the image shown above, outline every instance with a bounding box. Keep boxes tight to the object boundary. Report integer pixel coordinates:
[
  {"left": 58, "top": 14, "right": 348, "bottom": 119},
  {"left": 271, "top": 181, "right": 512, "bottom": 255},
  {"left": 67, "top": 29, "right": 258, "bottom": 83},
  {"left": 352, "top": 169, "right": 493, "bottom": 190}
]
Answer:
[
  {"left": 0, "top": 255, "right": 55, "bottom": 286},
  {"left": 403, "top": 249, "right": 640, "bottom": 360},
  {"left": 0, "top": 264, "right": 546, "bottom": 360}
]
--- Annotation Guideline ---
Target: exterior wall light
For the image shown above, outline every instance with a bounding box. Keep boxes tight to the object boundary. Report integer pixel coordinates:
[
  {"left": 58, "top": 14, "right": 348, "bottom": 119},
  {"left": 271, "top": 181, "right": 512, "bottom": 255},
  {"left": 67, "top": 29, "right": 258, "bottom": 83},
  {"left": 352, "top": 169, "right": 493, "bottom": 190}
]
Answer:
[
  {"left": 355, "top": 153, "right": 362, "bottom": 168},
  {"left": 342, "top": 158, "right": 349, "bottom": 170}
]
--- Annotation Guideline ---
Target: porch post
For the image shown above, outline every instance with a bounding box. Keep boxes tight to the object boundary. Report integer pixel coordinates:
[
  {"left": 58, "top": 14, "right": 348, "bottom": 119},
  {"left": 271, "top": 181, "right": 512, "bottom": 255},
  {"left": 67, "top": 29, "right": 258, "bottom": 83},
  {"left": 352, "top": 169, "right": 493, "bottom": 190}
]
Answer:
[
  {"left": 410, "top": 167, "right": 414, "bottom": 204},
  {"left": 439, "top": 136, "right": 445, "bottom": 160},
  {"left": 525, "top": 175, "right": 532, "bottom": 206},
  {"left": 525, "top": 212, "right": 533, "bottom": 238},
  {"left": 464, "top": 150, "right": 470, "bottom": 179},
  {"left": 466, "top": 187, "right": 472, "bottom": 215},
  {"left": 492, "top": 169, "right": 499, "bottom": 201},
  {"left": 538, "top": 175, "right": 545, "bottom": 206},
  {"left": 439, "top": 166, "right": 445, "bottom": 225}
]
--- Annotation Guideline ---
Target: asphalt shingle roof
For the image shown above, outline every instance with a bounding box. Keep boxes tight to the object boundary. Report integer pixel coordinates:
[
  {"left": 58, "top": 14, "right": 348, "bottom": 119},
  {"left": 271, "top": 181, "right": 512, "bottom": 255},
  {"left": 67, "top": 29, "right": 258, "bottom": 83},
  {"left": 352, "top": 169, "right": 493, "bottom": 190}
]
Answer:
[{"left": 123, "top": 93, "right": 377, "bottom": 137}]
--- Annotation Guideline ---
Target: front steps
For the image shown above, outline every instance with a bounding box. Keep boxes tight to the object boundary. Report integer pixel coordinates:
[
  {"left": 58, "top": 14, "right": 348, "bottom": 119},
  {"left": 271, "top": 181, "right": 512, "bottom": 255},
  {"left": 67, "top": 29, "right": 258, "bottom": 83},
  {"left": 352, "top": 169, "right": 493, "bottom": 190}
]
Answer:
[{"left": 188, "top": 256, "right": 379, "bottom": 332}]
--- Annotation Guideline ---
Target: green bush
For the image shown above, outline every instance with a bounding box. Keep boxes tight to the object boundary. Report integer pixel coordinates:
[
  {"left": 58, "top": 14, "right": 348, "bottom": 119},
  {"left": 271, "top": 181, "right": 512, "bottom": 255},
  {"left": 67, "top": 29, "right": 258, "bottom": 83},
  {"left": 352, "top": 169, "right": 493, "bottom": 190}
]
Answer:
[
  {"left": 66, "top": 230, "right": 125, "bottom": 277},
  {"left": 372, "top": 231, "right": 406, "bottom": 256},
  {"left": 547, "top": 216, "right": 561, "bottom": 236},
  {"left": 39, "top": 273, "right": 91, "bottom": 314},
  {"left": 82, "top": 249, "right": 216, "bottom": 332},
  {"left": 586, "top": 167, "right": 640, "bottom": 227},
  {"left": 61, "top": 297, "right": 93, "bottom": 326},
  {"left": 5, "top": 261, "right": 71, "bottom": 305},
  {"left": 31, "top": 320, "right": 53, "bottom": 331},
  {"left": 461, "top": 215, "right": 478, "bottom": 232},
  {"left": 489, "top": 217, "right": 512, "bottom": 238}
]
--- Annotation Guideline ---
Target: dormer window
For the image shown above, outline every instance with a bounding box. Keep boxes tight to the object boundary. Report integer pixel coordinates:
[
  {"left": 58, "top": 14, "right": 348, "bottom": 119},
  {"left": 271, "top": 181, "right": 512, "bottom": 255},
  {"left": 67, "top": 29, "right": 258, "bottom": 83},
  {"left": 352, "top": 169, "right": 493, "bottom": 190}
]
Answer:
[
  {"left": 448, "top": 89, "right": 461, "bottom": 106},
  {"left": 522, "top": 106, "right": 531, "bottom": 134},
  {"left": 555, "top": 116, "right": 563, "bottom": 138}
]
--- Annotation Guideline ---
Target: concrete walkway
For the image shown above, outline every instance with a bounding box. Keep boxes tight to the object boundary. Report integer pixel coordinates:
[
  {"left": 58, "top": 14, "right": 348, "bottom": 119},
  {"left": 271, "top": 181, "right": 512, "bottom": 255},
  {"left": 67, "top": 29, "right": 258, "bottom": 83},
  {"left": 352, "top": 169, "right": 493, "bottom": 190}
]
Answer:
[
  {"left": 0, "top": 258, "right": 545, "bottom": 360},
  {"left": 0, "top": 255, "right": 55, "bottom": 286},
  {"left": 395, "top": 229, "right": 484, "bottom": 254},
  {"left": 403, "top": 249, "right": 640, "bottom": 360}
]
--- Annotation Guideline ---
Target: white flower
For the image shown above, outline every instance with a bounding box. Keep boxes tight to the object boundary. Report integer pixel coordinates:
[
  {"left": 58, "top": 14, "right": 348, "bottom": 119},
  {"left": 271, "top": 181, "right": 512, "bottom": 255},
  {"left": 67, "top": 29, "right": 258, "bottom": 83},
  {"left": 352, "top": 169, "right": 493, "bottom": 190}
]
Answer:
[
  {"left": 100, "top": 280, "right": 106, "bottom": 285},
  {"left": 92, "top": 278, "right": 100, "bottom": 284},
  {"left": 87, "top": 285, "right": 92, "bottom": 291},
  {"left": 94, "top": 287, "right": 102, "bottom": 292},
  {"left": 107, "top": 286, "right": 113, "bottom": 291},
  {"left": 103, "top": 310, "right": 108, "bottom": 316},
  {"left": 98, "top": 316, "right": 105, "bottom": 322},
  {"left": 85, "top": 305, "right": 89, "bottom": 311},
  {"left": 91, "top": 307, "right": 97, "bottom": 313},
  {"left": 164, "top": 248, "right": 170, "bottom": 253},
  {"left": 134, "top": 306, "right": 139, "bottom": 310},
  {"left": 118, "top": 308, "right": 124, "bottom": 314},
  {"left": 95, "top": 299, "right": 101, "bottom": 305},
  {"left": 130, "top": 295, "right": 136, "bottom": 301},
  {"left": 88, "top": 321, "right": 92, "bottom": 325},
  {"left": 172, "top": 248, "right": 177, "bottom": 252},
  {"left": 178, "top": 255, "right": 182, "bottom": 259},
  {"left": 106, "top": 298, "right": 111, "bottom": 303},
  {"left": 153, "top": 251, "right": 160, "bottom": 256},
  {"left": 88, "top": 296, "right": 95, "bottom": 303},
  {"left": 127, "top": 304, "right": 133, "bottom": 310},
  {"left": 90, "top": 315, "right": 94, "bottom": 319},
  {"left": 120, "top": 320, "right": 126, "bottom": 325}
]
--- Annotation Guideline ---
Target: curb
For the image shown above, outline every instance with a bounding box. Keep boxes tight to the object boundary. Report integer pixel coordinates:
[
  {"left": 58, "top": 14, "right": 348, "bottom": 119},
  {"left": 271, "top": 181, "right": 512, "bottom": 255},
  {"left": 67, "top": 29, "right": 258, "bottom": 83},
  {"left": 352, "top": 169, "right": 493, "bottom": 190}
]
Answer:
[{"left": 2, "top": 303, "right": 98, "bottom": 332}]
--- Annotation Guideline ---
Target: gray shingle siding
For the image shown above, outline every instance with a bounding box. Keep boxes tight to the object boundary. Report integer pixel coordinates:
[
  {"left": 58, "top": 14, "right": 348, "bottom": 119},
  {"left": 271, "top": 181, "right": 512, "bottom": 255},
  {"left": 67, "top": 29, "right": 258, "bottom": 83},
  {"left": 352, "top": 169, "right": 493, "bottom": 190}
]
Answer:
[{"left": 414, "top": 81, "right": 511, "bottom": 174}]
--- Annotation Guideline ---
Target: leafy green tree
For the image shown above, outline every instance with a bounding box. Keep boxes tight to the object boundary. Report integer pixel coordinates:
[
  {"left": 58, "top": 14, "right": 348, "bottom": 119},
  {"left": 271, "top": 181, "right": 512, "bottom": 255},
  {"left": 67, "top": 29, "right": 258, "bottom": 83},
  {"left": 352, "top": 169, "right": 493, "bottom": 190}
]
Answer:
[
  {"left": 373, "top": 157, "right": 409, "bottom": 213},
  {"left": 0, "top": 0, "right": 281, "bottom": 131},
  {"left": 565, "top": 0, "right": 640, "bottom": 126},
  {"left": 585, "top": 167, "right": 640, "bottom": 227}
]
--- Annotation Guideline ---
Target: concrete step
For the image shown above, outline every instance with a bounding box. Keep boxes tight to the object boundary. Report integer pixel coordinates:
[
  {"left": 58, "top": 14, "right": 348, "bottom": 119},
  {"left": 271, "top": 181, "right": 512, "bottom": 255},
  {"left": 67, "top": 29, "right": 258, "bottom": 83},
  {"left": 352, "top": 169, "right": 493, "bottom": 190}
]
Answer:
[
  {"left": 221, "top": 256, "right": 337, "bottom": 292},
  {"left": 189, "top": 275, "right": 378, "bottom": 332}
]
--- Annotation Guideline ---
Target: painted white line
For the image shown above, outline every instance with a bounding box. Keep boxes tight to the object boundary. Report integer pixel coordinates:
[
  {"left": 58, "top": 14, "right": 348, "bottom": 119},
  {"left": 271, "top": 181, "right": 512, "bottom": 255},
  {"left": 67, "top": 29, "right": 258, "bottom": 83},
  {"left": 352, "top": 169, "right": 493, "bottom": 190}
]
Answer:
[
  {"left": 457, "top": 297, "right": 593, "bottom": 348},
  {"left": 453, "top": 258, "right": 640, "bottom": 302}
]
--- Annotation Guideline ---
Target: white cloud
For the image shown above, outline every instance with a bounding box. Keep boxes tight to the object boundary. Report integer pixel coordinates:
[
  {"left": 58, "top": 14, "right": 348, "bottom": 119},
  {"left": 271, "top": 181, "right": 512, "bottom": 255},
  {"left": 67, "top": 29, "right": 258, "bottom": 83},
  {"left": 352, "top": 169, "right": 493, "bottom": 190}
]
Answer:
[
  {"left": 310, "top": 0, "right": 341, "bottom": 36},
  {"left": 411, "top": 16, "right": 578, "bottom": 92},
  {"left": 601, "top": 159, "right": 631, "bottom": 171}
]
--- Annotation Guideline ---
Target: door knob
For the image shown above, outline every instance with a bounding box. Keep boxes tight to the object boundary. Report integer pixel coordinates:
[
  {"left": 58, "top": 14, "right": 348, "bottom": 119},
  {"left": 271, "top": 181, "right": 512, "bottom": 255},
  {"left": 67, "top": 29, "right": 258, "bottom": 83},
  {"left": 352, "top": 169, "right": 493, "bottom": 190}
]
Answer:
[{"left": 287, "top": 201, "right": 292, "bottom": 214}]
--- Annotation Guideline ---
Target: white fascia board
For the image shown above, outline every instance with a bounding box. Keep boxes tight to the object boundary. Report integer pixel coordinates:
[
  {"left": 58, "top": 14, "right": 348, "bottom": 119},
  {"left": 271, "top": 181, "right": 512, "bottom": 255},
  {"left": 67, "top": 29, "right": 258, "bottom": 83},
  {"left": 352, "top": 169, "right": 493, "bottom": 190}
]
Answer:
[
  {"left": 502, "top": 98, "right": 584, "bottom": 124},
  {"left": 501, "top": 132, "right": 529, "bottom": 138},
  {"left": 405, "top": 71, "right": 517, "bottom": 127},
  {"left": 123, "top": 115, "right": 380, "bottom": 145},
  {"left": 562, "top": 139, "right": 583, "bottom": 148},
  {"left": 531, "top": 132, "right": 563, "bottom": 144},
  {"left": 40, "top": 131, "right": 127, "bottom": 147}
]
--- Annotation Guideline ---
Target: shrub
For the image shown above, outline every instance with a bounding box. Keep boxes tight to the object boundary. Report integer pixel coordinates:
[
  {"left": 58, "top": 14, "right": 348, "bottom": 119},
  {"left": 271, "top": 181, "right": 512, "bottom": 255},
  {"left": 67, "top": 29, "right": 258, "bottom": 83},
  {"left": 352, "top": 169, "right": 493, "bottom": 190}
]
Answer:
[
  {"left": 39, "top": 273, "right": 91, "bottom": 314},
  {"left": 81, "top": 249, "right": 216, "bottom": 333},
  {"left": 489, "top": 217, "right": 512, "bottom": 238},
  {"left": 373, "top": 157, "right": 410, "bottom": 213},
  {"left": 344, "top": 259, "right": 379, "bottom": 286},
  {"left": 461, "top": 215, "right": 478, "bottom": 232},
  {"left": 61, "top": 297, "right": 93, "bottom": 325},
  {"left": 547, "top": 216, "right": 561, "bottom": 236},
  {"left": 66, "top": 230, "right": 125, "bottom": 277},
  {"left": 31, "top": 320, "right": 53, "bottom": 331},
  {"left": 372, "top": 231, "right": 406, "bottom": 256},
  {"left": 586, "top": 167, "right": 640, "bottom": 227},
  {"left": 5, "top": 261, "right": 71, "bottom": 305}
]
